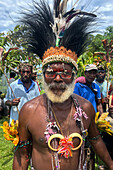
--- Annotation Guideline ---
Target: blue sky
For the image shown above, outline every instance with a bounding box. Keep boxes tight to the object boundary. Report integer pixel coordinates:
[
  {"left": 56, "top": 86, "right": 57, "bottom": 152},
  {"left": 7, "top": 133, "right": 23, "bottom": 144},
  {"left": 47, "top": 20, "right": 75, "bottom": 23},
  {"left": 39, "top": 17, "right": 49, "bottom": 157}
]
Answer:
[{"left": 0, "top": 0, "right": 113, "bottom": 34}]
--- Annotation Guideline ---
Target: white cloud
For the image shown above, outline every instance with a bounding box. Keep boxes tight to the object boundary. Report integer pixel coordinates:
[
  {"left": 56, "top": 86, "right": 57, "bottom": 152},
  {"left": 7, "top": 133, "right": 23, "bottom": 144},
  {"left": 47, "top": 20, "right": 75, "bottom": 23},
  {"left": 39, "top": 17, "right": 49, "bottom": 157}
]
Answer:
[
  {"left": 0, "top": 1, "right": 8, "bottom": 6},
  {"left": 101, "top": 4, "right": 111, "bottom": 12}
]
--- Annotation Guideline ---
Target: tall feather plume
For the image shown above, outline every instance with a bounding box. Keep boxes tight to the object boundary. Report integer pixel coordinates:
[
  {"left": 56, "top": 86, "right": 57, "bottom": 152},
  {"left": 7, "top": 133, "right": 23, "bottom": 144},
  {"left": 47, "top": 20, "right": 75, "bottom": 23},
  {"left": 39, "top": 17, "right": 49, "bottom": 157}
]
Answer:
[
  {"left": 60, "top": 16, "right": 96, "bottom": 57},
  {"left": 53, "top": 0, "right": 68, "bottom": 17},
  {"left": 52, "top": 0, "right": 69, "bottom": 40},
  {"left": 20, "top": 0, "right": 97, "bottom": 59},
  {"left": 20, "top": 0, "right": 56, "bottom": 60},
  {"left": 52, "top": 0, "right": 96, "bottom": 41}
]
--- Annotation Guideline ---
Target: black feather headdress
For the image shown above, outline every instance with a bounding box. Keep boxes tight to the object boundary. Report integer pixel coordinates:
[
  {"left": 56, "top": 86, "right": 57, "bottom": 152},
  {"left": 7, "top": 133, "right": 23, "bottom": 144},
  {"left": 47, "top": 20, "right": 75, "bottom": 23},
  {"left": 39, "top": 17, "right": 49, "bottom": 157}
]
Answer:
[{"left": 21, "top": 0, "right": 96, "bottom": 70}]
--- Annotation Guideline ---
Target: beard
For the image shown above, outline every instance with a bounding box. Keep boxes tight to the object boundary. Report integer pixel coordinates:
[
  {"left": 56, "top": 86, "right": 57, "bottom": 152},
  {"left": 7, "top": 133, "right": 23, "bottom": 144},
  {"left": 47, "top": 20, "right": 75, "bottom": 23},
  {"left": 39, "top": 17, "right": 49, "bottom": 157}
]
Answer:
[
  {"left": 42, "top": 76, "right": 75, "bottom": 103},
  {"left": 96, "top": 74, "right": 105, "bottom": 82},
  {"left": 22, "top": 79, "right": 29, "bottom": 83},
  {"left": 21, "top": 76, "right": 31, "bottom": 83}
]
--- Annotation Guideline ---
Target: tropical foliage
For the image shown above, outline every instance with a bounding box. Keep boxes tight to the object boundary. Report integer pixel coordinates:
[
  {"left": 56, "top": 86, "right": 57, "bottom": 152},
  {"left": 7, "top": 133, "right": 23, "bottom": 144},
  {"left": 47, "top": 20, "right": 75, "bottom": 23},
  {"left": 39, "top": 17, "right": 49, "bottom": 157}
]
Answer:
[
  {"left": 77, "top": 27, "right": 113, "bottom": 77},
  {"left": 0, "top": 25, "right": 41, "bottom": 76}
]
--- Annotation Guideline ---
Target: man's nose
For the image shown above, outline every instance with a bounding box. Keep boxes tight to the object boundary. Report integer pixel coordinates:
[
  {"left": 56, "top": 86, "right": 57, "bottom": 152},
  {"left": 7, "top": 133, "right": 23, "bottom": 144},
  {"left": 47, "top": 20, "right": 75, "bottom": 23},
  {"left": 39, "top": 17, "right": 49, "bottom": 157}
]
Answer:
[
  {"left": 54, "top": 74, "right": 62, "bottom": 81},
  {"left": 24, "top": 72, "right": 28, "bottom": 76}
]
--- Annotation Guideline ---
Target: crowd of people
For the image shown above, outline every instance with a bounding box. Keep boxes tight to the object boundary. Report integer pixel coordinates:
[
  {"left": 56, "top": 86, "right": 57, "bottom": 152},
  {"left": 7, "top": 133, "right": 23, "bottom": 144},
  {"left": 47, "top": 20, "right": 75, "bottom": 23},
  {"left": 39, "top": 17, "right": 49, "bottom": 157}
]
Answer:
[{"left": 0, "top": 0, "right": 113, "bottom": 170}]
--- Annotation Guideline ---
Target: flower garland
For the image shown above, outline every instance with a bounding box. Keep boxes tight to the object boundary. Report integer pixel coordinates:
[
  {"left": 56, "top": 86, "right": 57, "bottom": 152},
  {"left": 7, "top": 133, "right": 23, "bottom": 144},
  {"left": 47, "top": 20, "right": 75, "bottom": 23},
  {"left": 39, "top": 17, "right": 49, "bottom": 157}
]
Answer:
[{"left": 58, "top": 136, "right": 74, "bottom": 158}]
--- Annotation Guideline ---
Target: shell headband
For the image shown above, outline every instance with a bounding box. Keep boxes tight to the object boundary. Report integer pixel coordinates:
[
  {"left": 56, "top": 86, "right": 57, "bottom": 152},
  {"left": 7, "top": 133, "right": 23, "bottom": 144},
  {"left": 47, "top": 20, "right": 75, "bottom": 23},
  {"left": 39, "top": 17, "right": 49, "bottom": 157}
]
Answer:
[{"left": 42, "top": 46, "right": 78, "bottom": 70}]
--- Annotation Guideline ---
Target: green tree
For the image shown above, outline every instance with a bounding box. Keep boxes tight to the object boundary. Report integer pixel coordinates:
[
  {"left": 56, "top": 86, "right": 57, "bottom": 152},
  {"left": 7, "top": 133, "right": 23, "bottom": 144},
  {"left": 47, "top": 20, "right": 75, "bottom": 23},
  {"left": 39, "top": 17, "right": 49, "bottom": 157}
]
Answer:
[
  {"left": 0, "top": 25, "right": 41, "bottom": 75},
  {"left": 104, "top": 26, "right": 113, "bottom": 41},
  {"left": 88, "top": 34, "right": 104, "bottom": 53}
]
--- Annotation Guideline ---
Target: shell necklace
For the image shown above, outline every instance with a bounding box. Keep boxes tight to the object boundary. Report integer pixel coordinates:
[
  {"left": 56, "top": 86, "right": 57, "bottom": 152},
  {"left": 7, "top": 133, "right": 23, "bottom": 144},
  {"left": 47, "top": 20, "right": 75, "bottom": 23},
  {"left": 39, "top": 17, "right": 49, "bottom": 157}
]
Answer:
[{"left": 44, "top": 96, "right": 87, "bottom": 169}]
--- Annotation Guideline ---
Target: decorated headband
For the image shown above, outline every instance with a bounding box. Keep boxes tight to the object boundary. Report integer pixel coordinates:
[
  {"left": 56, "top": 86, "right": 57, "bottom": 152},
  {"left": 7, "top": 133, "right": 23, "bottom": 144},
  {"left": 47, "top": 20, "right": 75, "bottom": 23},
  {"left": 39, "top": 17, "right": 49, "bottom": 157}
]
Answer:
[
  {"left": 21, "top": 0, "right": 96, "bottom": 70},
  {"left": 42, "top": 46, "right": 78, "bottom": 70}
]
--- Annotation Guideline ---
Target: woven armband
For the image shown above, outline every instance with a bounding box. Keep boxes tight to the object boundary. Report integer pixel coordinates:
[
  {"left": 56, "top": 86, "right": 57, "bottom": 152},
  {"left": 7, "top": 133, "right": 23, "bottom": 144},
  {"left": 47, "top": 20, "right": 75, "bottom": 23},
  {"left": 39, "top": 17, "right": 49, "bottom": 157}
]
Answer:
[
  {"left": 88, "top": 134, "right": 100, "bottom": 140},
  {"left": 14, "top": 140, "right": 32, "bottom": 152}
]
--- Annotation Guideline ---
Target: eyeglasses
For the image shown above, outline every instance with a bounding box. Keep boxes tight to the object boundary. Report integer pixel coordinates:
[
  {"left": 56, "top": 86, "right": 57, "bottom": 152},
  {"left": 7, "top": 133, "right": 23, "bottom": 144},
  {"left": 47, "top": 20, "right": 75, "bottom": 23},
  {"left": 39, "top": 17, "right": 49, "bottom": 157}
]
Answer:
[{"left": 45, "top": 71, "right": 73, "bottom": 80}]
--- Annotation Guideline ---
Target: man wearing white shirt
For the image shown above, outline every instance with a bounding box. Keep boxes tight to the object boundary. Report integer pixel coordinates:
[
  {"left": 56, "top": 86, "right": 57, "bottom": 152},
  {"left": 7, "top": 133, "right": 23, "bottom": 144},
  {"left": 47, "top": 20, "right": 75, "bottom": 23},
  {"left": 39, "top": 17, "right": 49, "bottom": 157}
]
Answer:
[{"left": 4, "top": 62, "right": 40, "bottom": 124}]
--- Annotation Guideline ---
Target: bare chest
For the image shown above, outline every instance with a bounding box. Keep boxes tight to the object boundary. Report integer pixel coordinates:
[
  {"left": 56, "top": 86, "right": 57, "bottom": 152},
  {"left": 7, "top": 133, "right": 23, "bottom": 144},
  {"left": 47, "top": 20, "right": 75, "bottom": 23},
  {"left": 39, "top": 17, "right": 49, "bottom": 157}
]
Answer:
[{"left": 28, "top": 109, "right": 88, "bottom": 149}]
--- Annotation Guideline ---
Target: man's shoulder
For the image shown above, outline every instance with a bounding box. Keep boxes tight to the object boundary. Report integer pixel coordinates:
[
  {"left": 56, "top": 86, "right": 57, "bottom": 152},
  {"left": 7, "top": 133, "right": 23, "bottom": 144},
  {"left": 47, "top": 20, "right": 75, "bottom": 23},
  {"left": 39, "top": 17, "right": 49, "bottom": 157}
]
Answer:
[
  {"left": 19, "top": 94, "right": 46, "bottom": 120},
  {"left": 72, "top": 93, "right": 91, "bottom": 105},
  {"left": 95, "top": 80, "right": 108, "bottom": 86},
  {"left": 75, "top": 82, "right": 86, "bottom": 87},
  {"left": 10, "top": 79, "right": 18, "bottom": 86},
  {"left": 22, "top": 94, "right": 46, "bottom": 109},
  {"left": 72, "top": 94, "right": 94, "bottom": 115}
]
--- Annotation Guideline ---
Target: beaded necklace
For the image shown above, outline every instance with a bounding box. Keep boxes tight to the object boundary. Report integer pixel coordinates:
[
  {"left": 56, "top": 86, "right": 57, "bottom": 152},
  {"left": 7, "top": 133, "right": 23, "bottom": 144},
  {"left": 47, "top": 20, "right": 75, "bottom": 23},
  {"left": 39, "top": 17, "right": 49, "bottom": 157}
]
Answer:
[
  {"left": 50, "top": 101, "right": 73, "bottom": 137},
  {"left": 44, "top": 94, "right": 88, "bottom": 170}
]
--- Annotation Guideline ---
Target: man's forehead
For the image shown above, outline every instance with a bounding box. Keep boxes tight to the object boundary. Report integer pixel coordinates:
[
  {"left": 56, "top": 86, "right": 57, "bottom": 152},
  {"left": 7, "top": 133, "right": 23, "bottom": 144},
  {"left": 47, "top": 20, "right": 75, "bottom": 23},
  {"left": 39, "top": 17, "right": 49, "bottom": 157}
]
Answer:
[
  {"left": 48, "top": 63, "right": 72, "bottom": 69},
  {"left": 21, "top": 66, "right": 31, "bottom": 70}
]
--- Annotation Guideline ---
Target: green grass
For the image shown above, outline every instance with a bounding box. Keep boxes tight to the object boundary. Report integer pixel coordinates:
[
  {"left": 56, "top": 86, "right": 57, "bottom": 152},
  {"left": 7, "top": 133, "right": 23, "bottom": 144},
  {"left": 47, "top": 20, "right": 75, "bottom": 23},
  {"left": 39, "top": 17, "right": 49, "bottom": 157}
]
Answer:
[
  {"left": 0, "top": 117, "right": 14, "bottom": 170},
  {"left": 95, "top": 155, "right": 106, "bottom": 170},
  {"left": 0, "top": 117, "right": 30, "bottom": 170}
]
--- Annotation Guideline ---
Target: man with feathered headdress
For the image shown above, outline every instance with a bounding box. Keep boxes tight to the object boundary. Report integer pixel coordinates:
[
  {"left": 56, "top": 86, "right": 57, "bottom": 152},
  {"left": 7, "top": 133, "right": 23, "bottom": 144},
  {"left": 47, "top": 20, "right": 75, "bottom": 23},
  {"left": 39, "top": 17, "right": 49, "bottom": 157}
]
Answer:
[{"left": 13, "top": 1, "right": 113, "bottom": 170}]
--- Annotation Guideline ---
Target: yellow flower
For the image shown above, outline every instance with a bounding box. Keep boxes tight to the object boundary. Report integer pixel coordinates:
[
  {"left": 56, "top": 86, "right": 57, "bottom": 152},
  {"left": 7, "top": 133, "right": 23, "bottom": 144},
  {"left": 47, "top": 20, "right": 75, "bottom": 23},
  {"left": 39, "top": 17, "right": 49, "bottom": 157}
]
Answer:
[
  {"left": 3, "top": 121, "right": 9, "bottom": 127},
  {"left": 4, "top": 134, "right": 12, "bottom": 141},
  {"left": 14, "top": 120, "right": 18, "bottom": 129},
  {"left": 1, "top": 119, "right": 19, "bottom": 145},
  {"left": 95, "top": 112, "right": 113, "bottom": 135},
  {"left": 13, "top": 135, "right": 19, "bottom": 146},
  {"left": 97, "top": 112, "right": 109, "bottom": 122},
  {"left": 10, "top": 119, "right": 15, "bottom": 128},
  {"left": 95, "top": 112, "right": 100, "bottom": 122},
  {"left": 1, "top": 126, "right": 9, "bottom": 133},
  {"left": 10, "top": 129, "right": 18, "bottom": 136}
]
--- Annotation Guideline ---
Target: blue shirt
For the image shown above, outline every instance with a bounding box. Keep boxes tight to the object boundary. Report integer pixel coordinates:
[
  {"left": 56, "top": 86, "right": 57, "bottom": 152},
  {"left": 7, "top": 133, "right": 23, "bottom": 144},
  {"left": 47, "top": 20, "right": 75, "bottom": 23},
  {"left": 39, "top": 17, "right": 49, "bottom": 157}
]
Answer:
[
  {"left": 4, "top": 79, "right": 40, "bottom": 124},
  {"left": 73, "top": 82, "right": 101, "bottom": 113}
]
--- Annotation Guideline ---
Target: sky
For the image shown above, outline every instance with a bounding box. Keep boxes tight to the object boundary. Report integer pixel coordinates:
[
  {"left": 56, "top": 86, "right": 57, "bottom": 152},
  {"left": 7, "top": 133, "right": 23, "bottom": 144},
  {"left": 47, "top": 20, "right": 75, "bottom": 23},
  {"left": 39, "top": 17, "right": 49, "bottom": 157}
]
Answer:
[{"left": 0, "top": 0, "right": 113, "bottom": 35}]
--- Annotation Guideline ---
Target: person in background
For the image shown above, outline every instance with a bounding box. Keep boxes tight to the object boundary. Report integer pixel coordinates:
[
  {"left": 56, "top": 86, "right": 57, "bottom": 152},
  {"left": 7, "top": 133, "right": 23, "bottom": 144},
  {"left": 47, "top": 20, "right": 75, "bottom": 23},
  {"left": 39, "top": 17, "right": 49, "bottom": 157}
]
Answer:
[
  {"left": 4, "top": 62, "right": 40, "bottom": 124},
  {"left": 102, "top": 93, "right": 113, "bottom": 166},
  {"left": 74, "top": 64, "right": 103, "bottom": 169},
  {"left": 95, "top": 65, "right": 113, "bottom": 112},
  {"left": 74, "top": 64, "right": 103, "bottom": 114}
]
